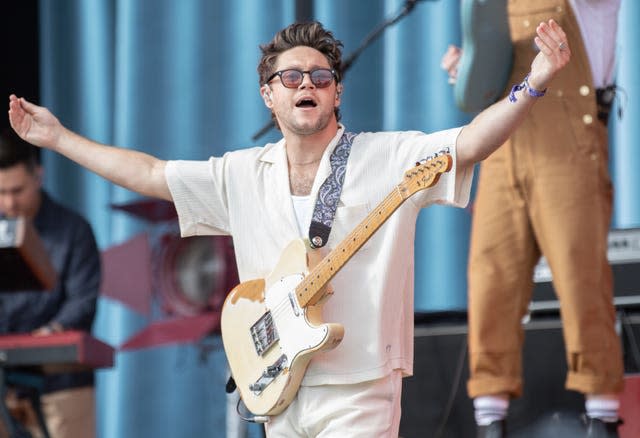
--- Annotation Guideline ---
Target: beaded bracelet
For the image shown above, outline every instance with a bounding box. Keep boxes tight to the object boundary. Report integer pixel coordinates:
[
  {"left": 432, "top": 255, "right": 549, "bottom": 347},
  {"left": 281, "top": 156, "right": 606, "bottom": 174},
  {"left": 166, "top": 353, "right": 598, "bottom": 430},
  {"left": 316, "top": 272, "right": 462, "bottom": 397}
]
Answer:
[{"left": 508, "top": 73, "right": 547, "bottom": 103}]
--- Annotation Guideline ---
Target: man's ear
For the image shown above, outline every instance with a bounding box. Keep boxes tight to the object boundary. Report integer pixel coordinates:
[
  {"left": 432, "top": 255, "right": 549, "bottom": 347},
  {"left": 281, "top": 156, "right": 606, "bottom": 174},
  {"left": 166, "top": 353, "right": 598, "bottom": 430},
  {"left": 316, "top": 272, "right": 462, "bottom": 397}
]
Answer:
[
  {"left": 261, "top": 86, "right": 273, "bottom": 108},
  {"left": 335, "top": 84, "right": 343, "bottom": 104}
]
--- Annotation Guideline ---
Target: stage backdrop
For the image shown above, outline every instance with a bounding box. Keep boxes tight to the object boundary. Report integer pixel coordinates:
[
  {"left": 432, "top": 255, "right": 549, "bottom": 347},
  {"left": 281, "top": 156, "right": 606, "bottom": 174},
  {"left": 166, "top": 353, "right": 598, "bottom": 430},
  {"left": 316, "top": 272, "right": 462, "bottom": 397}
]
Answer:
[{"left": 35, "top": 0, "right": 639, "bottom": 437}]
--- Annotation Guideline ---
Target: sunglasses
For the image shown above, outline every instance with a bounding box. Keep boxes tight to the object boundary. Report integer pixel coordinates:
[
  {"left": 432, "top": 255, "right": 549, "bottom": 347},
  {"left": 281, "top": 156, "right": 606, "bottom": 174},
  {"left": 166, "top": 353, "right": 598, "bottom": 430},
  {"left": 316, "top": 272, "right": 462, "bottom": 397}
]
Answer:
[{"left": 267, "top": 68, "right": 337, "bottom": 89}]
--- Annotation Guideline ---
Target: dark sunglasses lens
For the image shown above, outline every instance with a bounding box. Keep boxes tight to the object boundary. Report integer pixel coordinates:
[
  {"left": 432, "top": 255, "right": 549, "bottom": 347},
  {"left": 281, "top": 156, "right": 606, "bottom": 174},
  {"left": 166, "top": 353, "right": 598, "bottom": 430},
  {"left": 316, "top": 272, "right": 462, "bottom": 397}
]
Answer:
[
  {"left": 280, "top": 70, "right": 303, "bottom": 87},
  {"left": 311, "top": 70, "right": 334, "bottom": 88}
]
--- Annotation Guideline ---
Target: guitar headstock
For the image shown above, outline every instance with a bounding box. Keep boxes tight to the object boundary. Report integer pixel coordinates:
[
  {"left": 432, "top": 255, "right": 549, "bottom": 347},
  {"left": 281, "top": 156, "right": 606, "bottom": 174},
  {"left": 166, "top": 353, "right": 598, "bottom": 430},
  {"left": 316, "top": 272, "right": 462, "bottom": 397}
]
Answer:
[{"left": 400, "top": 154, "right": 453, "bottom": 197}]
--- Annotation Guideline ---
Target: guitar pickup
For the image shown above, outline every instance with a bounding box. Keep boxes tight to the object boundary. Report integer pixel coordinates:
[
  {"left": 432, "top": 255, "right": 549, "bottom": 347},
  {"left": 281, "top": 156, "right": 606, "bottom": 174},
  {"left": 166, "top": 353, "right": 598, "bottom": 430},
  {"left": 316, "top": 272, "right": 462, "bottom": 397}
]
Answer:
[
  {"left": 249, "top": 354, "right": 288, "bottom": 395},
  {"left": 251, "top": 311, "right": 280, "bottom": 356}
]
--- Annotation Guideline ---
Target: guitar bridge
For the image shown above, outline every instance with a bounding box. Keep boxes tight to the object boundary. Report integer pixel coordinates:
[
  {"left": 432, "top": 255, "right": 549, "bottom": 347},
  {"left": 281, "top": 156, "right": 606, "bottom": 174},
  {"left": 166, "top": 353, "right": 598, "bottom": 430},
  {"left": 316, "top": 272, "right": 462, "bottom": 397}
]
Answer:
[
  {"left": 250, "top": 311, "right": 279, "bottom": 356},
  {"left": 249, "top": 354, "right": 288, "bottom": 395}
]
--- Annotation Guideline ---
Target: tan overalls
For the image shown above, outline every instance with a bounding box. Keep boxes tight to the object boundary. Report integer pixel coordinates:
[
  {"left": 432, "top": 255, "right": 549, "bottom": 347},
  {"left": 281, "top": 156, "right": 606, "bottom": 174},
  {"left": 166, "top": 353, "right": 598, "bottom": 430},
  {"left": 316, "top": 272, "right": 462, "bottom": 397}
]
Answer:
[{"left": 467, "top": 0, "right": 624, "bottom": 398}]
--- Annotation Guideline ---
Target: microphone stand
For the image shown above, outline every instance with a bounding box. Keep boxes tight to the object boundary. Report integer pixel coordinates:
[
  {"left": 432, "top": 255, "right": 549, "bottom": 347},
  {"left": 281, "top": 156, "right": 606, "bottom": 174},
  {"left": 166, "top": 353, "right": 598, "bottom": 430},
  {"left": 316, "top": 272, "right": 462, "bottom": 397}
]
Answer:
[{"left": 251, "top": 0, "right": 429, "bottom": 141}]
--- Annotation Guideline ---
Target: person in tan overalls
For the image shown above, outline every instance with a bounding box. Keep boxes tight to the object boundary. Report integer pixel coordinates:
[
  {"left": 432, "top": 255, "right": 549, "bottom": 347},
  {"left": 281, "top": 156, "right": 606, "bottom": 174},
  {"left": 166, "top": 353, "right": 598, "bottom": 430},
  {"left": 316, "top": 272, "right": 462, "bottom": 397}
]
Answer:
[{"left": 443, "top": 1, "right": 624, "bottom": 437}]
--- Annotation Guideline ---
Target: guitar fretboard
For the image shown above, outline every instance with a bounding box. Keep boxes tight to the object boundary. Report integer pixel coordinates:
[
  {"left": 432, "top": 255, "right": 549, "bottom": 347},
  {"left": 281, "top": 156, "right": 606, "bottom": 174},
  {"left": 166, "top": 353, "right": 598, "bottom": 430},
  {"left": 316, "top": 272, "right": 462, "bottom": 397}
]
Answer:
[
  {"left": 295, "top": 154, "right": 451, "bottom": 307},
  {"left": 296, "top": 187, "right": 405, "bottom": 307}
]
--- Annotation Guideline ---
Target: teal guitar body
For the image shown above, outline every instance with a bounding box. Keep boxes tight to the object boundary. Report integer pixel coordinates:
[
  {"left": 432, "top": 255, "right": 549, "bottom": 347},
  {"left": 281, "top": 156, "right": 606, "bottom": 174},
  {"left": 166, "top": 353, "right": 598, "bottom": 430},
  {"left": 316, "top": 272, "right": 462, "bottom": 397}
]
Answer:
[{"left": 455, "top": 0, "right": 513, "bottom": 113}]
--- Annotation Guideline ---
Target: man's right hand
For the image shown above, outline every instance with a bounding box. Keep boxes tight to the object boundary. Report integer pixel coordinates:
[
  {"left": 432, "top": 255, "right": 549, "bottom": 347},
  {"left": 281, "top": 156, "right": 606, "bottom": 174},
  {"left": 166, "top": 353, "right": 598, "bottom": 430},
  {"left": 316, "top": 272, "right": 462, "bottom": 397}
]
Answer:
[{"left": 8, "top": 94, "right": 63, "bottom": 151}]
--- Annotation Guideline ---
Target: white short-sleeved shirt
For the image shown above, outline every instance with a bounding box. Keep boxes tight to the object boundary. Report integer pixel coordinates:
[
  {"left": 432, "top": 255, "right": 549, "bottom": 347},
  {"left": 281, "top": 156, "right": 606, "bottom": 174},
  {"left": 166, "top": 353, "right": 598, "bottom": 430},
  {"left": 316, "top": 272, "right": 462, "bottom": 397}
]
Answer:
[{"left": 165, "top": 125, "right": 472, "bottom": 385}]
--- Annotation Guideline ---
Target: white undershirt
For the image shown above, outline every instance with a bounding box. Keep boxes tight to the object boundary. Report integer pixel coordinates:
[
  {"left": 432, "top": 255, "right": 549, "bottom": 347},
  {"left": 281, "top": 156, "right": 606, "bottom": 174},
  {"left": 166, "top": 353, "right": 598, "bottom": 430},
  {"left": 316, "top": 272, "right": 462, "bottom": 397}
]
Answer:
[
  {"left": 291, "top": 195, "right": 312, "bottom": 237},
  {"left": 568, "top": 0, "right": 621, "bottom": 87}
]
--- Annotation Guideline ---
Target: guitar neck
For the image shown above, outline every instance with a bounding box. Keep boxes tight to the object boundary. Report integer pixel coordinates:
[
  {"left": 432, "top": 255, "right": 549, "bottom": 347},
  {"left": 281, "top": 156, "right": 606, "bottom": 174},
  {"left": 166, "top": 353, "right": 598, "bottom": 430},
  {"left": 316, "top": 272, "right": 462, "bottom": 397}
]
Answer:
[
  {"left": 295, "top": 185, "right": 410, "bottom": 307},
  {"left": 294, "top": 153, "right": 452, "bottom": 308}
]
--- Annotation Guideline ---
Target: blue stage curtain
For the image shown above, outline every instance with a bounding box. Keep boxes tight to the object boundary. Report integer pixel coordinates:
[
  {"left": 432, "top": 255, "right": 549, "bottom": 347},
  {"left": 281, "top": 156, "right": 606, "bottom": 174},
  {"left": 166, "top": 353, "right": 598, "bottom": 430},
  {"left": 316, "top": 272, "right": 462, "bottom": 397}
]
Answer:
[
  {"left": 37, "top": 0, "right": 639, "bottom": 436},
  {"left": 39, "top": 1, "right": 295, "bottom": 437},
  {"left": 610, "top": 0, "right": 640, "bottom": 229}
]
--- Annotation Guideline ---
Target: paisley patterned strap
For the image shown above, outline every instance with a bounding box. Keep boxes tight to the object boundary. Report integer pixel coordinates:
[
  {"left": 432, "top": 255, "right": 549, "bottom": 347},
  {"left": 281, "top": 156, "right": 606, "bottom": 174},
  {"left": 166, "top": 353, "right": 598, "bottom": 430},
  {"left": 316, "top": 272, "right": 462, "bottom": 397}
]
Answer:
[{"left": 308, "top": 132, "right": 358, "bottom": 248}]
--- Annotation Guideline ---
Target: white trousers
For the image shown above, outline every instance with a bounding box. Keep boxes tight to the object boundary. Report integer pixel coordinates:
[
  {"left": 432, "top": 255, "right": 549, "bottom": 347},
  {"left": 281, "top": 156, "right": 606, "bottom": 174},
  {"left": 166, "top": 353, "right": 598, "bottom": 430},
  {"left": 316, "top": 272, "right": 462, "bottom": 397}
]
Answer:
[{"left": 265, "top": 371, "right": 403, "bottom": 438}]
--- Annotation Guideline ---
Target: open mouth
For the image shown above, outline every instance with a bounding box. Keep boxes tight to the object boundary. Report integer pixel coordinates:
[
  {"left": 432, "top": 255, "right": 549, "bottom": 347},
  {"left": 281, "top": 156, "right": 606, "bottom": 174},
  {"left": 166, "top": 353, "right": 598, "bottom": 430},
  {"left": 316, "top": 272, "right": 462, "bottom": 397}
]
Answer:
[{"left": 295, "top": 98, "right": 317, "bottom": 108}]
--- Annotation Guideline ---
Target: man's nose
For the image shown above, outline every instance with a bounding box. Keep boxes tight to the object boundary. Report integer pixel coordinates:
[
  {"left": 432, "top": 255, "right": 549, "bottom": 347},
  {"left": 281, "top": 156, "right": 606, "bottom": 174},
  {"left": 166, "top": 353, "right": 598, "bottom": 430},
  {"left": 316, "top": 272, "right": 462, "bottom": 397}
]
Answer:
[{"left": 298, "top": 72, "right": 315, "bottom": 89}]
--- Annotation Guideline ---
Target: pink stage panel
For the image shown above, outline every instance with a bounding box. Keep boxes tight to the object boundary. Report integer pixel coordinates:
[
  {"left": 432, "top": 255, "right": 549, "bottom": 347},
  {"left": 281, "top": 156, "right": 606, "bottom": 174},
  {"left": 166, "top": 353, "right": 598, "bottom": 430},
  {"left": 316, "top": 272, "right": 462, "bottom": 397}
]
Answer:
[
  {"left": 100, "top": 233, "right": 153, "bottom": 315},
  {"left": 119, "top": 312, "right": 219, "bottom": 351}
]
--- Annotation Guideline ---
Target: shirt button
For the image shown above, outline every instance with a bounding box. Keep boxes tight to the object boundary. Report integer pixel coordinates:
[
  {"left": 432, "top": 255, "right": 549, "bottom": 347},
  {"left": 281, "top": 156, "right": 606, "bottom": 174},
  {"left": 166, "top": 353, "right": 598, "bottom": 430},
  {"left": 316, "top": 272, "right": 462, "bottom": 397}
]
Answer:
[
  {"left": 523, "top": 19, "right": 530, "bottom": 27},
  {"left": 590, "top": 153, "right": 598, "bottom": 161},
  {"left": 583, "top": 114, "right": 593, "bottom": 125},
  {"left": 556, "top": 89, "right": 564, "bottom": 97},
  {"left": 579, "top": 85, "right": 590, "bottom": 96},
  {"left": 556, "top": 6, "right": 563, "bottom": 13}
]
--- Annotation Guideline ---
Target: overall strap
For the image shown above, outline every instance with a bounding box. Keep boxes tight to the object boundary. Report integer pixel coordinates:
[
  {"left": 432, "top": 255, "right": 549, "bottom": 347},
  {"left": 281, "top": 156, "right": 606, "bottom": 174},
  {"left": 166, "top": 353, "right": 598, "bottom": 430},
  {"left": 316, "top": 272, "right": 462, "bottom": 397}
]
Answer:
[{"left": 308, "top": 132, "right": 358, "bottom": 248}]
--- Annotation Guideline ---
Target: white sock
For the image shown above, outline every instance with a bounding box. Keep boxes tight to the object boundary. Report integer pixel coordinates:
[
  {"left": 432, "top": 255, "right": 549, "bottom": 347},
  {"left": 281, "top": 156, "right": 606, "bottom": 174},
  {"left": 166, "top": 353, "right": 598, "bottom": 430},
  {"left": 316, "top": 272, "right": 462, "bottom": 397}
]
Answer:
[
  {"left": 585, "top": 396, "right": 620, "bottom": 423},
  {"left": 474, "top": 396, "right": 509, "bottom": 426}
]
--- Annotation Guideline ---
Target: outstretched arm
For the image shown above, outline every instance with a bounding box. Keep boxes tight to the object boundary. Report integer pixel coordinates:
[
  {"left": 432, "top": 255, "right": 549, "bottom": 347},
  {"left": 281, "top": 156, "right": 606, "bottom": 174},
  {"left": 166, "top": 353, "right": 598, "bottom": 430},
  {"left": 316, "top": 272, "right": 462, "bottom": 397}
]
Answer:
[
  {"left": 8, "top": 95, "right": 172, "bottom": 201},
  {"left": 455, "top": 19, "right": 571, "bottom": 169}
]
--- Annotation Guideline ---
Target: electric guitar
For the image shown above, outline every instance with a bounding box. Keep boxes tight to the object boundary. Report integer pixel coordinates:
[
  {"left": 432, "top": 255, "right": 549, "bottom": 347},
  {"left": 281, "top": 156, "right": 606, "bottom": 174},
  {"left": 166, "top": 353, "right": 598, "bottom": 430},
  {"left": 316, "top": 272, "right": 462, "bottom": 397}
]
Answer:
[{"left": 220, "top": 153, "right": 453, "bottom": 417}]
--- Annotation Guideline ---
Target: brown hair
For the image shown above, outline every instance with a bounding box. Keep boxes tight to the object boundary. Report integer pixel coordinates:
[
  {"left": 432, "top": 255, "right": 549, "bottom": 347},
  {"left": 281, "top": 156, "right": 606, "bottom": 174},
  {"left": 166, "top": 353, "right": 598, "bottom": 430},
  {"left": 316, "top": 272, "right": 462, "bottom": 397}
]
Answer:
[{"left": 258, "top": 21, "right": 344, "bottom": 126}]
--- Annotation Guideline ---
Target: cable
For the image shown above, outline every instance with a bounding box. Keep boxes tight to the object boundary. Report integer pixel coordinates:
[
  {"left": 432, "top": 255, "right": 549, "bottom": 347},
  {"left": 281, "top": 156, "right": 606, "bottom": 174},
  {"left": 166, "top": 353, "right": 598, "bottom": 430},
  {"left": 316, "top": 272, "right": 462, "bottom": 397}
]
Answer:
[{"left": 235, "top": 396, "right": 269, "bottom": 424}]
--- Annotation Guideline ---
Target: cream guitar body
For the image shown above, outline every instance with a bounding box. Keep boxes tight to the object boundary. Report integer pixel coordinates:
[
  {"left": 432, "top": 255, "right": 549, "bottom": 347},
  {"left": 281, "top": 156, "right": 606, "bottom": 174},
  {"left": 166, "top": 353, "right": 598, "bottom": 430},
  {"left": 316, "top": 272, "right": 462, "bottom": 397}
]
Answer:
[
  {"left": 221, "top": 239, "right": 343, "bottom": 416},
  {"left": 221, "top": 153, "right": 453, "bottom": 417}
]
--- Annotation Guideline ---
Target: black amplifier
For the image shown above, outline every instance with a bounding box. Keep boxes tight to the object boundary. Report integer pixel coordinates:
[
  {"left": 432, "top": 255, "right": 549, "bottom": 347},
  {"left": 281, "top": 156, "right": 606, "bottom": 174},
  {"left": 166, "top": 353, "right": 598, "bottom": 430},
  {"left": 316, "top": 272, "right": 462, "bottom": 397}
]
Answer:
[{"left": 531, "top": 228, "right": 640, "bottom": 313}]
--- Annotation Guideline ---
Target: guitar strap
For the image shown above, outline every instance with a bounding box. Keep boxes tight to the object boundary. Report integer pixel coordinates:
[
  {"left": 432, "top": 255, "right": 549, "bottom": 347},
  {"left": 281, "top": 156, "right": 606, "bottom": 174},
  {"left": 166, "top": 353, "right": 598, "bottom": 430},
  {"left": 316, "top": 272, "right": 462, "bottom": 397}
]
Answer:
[
  {"left": 224, "top": 132, "right": 356, "bottom": 415},
  {"left": 308, "top": 131, "right": 358, "bottom": 248}
]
